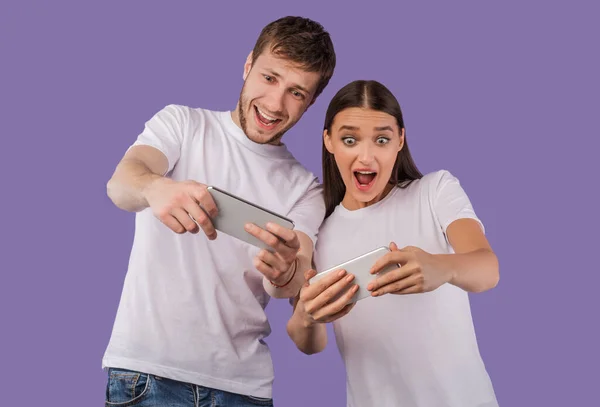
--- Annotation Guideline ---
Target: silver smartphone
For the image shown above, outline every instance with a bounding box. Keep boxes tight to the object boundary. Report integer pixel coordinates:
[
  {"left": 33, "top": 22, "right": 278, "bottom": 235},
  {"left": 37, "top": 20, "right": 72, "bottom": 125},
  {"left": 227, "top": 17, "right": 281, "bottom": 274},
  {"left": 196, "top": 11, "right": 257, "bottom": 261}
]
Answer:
[
  {"left": 206, "top": 186, "right": 295, "bottom": 252},
  {"left": 309, "top": 246, "right": 397, "bottom": 304}
]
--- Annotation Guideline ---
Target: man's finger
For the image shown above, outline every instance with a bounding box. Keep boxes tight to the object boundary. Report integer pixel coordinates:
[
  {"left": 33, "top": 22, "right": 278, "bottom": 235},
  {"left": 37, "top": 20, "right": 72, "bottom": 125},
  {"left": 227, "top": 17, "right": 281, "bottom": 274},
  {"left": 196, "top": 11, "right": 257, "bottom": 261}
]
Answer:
[
  {"left": 187, "top": 205, "right": 217, "bottom": 239},
  {"left": 245, "top": 224, "right": 293, "bottom": 256},
  {"left": 252, "top": 256, "right": 281, "bottom": 282},
  {"left": 162, "top": 215, "right": 186, "bottom": 234},
  {"left": 184, "top": 201, "right": 208, "bottom": 234},
  {"left": 258, "top": 249, "right": 289, "bottom": 273},
  {"left": 265, "top": 223, "right": 299, "bottom": 249},
  {"left": 172, "top": 208, "right": 199, "bottom": 233},
  {"left": 194, "top": 186, "right": 218, "bottom": 218}
]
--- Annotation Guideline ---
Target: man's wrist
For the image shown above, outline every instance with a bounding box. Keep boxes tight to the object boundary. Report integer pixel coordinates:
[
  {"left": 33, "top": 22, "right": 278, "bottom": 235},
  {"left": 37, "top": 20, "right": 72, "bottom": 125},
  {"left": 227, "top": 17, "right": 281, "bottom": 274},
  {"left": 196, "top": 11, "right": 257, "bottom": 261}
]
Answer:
[
  {"left": 269, "top": 257, "right": 299, "bottom": 288},
  {"left": 140, "top": 174, "right": 165, "bottom": 201}
]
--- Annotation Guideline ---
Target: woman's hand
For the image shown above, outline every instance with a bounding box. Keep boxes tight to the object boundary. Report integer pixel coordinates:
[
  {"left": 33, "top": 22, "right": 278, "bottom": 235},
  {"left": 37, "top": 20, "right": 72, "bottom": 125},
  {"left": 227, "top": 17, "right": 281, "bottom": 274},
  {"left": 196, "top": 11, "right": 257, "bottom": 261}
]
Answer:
[
  {"left": 367, "top": 242, "right": 453, "bottom": 296},
  {"left": 295, "top": 268, "right": 359, "bottom": 327}
]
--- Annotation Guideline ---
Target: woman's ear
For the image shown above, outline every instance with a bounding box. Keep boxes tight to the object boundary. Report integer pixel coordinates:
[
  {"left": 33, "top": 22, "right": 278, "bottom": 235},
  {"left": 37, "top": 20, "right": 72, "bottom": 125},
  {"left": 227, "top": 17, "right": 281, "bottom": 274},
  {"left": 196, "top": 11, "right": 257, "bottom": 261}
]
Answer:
[
  {"left": 243, "top": 51, "right": 253, "bottom": 80},
  {"left": 398, "top": 127, "right": 405, "bottom": 152},
  {"left": 323, "top": 129, "right": 334, "bottom": 154}
]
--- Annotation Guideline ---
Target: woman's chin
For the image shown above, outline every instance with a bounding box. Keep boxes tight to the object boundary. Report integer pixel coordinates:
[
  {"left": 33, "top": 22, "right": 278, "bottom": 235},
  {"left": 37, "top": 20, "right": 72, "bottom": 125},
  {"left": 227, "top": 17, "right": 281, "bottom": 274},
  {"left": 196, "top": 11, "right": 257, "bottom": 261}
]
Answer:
[{"left": 344, "top": 183, "right": 388, "bottom": 208}]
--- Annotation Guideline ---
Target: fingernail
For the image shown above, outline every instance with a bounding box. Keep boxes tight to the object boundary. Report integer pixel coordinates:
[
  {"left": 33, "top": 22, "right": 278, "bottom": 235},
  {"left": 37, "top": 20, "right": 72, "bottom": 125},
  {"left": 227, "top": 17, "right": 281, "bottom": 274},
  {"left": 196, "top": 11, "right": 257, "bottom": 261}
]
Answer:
[
  {"left": 346, "top": 275, "right": 354, "bottom": 282},
  {"left": 338, "top": 269, "right": 346, "bottom": 276}
]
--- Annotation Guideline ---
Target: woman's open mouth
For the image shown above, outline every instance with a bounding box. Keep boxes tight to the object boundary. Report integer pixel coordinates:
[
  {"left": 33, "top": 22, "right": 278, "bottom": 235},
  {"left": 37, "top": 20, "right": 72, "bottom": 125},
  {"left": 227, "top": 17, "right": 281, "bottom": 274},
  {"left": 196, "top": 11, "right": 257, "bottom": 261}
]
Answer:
[{"left": 353, "top": 170, "right": 377, "bottom": 191}]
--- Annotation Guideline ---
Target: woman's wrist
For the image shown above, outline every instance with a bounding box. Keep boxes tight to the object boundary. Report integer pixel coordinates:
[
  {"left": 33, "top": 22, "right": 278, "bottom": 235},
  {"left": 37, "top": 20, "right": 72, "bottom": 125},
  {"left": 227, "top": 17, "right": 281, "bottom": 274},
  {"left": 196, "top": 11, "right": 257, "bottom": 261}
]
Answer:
[
  {"left": 293, "top": 303, "right": 316, "bottom": 328},
  {"left": 431, "top": 253, "right": 459, "bottom": 286}
]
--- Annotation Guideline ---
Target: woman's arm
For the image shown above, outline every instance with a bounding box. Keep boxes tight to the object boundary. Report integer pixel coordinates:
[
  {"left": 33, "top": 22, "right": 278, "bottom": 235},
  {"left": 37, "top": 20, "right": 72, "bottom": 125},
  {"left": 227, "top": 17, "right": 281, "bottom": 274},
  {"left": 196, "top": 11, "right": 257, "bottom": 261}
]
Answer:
[
  {"left": 286, "top": 269, "right": 358, "bottom": 354},
  {"left": 368, "top": 218, "right": 499, "bottom": 295},
  {"left": 286, "top": 293, "right": 329, "bottom": 355},
  {"left": 437, "top": 218, "right": 499, "bottom": 292}
]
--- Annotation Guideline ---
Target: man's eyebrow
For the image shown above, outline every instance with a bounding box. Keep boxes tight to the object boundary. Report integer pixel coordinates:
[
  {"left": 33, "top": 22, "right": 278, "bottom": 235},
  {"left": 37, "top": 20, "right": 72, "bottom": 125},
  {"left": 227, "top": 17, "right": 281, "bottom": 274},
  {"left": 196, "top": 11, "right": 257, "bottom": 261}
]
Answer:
[{"left": 265, "top": 69, "right": 310, "bottom": 94}]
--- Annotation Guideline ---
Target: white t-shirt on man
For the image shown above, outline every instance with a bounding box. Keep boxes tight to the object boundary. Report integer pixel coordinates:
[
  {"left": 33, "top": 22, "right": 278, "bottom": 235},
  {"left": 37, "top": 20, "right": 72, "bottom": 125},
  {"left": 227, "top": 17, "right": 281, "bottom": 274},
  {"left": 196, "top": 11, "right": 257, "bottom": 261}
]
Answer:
[
  {"left": 102, "top": 104, "right": 325, "bottom": 399},
  {"left": 314, "top": 170, "right": 498, "bottom": 407}
]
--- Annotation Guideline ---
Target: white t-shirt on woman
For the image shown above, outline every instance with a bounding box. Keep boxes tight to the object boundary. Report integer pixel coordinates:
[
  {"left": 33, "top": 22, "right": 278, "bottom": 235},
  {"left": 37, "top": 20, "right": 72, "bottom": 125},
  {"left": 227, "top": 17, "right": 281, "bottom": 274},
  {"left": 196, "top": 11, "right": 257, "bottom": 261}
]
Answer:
[{"left": 314, "top": 170, "right": 498, "bottom": 407}]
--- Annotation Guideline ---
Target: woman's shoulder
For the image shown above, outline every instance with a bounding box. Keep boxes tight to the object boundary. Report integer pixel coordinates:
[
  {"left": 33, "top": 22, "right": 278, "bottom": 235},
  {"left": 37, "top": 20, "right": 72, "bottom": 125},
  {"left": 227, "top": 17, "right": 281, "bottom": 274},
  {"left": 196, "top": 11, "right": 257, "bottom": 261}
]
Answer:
[
  {"left": 399, "top": 169, "right": 458, "bottom": 195},
  {"left": 419, "top": 169, "right": 458, "bottom": 185}
]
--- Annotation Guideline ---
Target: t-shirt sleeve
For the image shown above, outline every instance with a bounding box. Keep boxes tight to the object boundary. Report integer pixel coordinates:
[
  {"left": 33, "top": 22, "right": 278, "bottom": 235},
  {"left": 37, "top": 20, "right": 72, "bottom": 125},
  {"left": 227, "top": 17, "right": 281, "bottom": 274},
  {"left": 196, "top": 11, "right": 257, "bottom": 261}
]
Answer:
[
  {"left": 288, "top": 180, "right": 326, "bottom": 247},
  {"left": 130, "top": 104, "right": 188, "bottom": 174},
  {"left": 433, "top": 170, "right": 485, "bottom": 235}
]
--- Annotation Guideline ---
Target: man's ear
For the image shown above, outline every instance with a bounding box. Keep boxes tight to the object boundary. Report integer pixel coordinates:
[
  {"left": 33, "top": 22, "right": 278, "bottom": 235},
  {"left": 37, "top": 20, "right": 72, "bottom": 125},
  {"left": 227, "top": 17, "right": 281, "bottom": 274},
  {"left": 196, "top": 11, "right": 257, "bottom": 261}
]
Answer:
[{"left": 243, "top": 51, "right": 253, "bottom": 80}]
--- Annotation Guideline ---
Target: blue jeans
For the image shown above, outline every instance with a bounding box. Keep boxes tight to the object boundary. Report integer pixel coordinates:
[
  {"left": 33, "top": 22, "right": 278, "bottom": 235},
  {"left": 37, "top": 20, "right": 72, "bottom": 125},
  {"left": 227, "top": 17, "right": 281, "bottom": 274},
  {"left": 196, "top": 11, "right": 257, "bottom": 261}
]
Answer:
[{"left": 105, "top": 368, "right": 274, "bottom": 407}]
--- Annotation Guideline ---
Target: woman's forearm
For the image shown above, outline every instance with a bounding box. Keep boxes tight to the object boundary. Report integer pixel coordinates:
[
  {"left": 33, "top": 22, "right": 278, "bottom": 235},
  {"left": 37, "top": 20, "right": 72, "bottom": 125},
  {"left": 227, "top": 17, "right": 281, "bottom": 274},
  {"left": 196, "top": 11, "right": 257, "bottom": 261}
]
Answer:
[
  {"left": 286, "top": 301, "right": 328, "bottom": 355},
  {"left": 435, "top": 248, "right": 499, "bottom": 293}
]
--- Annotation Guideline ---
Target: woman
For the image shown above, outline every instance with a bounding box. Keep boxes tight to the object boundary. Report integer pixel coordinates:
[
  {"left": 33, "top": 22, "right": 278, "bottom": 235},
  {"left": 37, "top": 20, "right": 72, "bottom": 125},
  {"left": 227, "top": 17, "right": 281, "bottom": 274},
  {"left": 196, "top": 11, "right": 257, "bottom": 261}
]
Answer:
[{"left": 287, "top": 80, "right": 500, "bottom": 406}]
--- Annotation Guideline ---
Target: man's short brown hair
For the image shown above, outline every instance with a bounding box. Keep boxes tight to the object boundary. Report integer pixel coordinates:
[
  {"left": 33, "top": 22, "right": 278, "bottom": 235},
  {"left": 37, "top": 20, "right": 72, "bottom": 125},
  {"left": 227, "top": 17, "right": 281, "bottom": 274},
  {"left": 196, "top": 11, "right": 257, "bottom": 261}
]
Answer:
[{"left": 251, "top": 16, "right": 336, "bottom": 100}]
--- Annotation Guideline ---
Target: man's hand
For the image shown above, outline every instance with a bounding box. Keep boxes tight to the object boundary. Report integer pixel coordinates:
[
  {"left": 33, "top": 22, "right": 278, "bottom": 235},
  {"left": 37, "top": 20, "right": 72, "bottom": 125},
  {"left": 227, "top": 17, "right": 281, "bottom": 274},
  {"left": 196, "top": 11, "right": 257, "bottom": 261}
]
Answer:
[
  {"left": 244, "top": 222, "right": 301, "bottom": 285},
  {"left": 143, "top": 178, "right": 219, "bottom": 238}
]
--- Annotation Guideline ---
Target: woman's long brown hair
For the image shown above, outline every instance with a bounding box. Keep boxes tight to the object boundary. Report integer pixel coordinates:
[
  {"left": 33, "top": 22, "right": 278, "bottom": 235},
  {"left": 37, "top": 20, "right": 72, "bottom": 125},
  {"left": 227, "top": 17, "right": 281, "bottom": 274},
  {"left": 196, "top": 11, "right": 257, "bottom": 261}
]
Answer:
[{"left": 322, "top": 80, "right": 423, "bottom": 218}]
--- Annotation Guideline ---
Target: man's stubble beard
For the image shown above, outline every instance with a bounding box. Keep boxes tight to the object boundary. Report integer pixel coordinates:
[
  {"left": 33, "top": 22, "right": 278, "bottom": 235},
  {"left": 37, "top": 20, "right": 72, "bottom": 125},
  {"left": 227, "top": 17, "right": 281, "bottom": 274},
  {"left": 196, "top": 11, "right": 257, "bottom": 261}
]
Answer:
[{"left": 237, "top": 87, "right": 293, "bottom": 145}]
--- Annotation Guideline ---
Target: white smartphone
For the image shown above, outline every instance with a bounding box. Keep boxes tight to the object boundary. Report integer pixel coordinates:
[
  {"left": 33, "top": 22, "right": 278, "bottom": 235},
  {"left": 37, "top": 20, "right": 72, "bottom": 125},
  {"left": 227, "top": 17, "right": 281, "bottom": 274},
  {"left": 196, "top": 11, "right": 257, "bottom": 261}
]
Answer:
[
  {"left": 206, "top": 186, "right": 295, "bottom": 252},
  {"left": 309, "top": 246, "right": 397, "bottom": 304}
]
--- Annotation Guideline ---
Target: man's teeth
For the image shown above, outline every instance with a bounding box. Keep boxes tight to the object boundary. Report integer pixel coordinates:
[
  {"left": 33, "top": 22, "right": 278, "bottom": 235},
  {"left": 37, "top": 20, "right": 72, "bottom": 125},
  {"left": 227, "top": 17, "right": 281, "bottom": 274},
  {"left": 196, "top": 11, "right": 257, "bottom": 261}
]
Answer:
[{"left": 257, "top": 108, "right": 277, "bottom": 122}]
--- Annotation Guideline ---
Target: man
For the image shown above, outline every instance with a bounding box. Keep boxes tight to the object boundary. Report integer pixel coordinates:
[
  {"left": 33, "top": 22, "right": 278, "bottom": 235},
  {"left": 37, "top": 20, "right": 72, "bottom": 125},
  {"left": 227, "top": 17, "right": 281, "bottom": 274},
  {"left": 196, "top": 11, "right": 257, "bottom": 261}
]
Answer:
[{"left": 102, "top": 16, "right": 336, "bottom": 406}]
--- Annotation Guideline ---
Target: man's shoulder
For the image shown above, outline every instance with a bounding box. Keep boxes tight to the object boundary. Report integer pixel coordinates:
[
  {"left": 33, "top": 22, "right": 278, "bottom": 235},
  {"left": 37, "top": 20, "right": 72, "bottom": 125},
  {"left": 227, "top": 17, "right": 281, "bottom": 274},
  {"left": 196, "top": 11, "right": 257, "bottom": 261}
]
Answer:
[{"left": 157, "top": 104, "right": 225, "bottom": 124}]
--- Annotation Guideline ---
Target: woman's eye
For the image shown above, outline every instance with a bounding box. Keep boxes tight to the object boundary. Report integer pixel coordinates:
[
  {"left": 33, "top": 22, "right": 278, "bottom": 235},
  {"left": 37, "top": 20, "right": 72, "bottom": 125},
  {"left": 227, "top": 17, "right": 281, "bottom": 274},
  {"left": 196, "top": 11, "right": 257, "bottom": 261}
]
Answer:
[
  {"left": 342, "top": 137, "right": 356, "bottom": 146},
  {"left": 376, "top": 137, "right": 390, "bottom": 145}
]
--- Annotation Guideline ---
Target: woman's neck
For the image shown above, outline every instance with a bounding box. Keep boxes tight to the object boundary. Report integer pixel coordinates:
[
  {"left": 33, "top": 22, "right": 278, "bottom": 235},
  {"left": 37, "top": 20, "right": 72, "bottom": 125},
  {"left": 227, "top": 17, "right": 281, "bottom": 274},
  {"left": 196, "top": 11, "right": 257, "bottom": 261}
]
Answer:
[{"left": 341, "top": 182, "right": 396, "bottom": 211}]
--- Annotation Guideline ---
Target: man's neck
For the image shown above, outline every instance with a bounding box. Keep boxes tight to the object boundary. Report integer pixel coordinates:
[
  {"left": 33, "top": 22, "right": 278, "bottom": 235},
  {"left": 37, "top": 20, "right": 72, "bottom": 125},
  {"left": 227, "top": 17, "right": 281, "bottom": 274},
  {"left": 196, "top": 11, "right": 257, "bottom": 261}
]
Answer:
[{"left": 230, "top": 106, "right": 242, "bottom": 129}]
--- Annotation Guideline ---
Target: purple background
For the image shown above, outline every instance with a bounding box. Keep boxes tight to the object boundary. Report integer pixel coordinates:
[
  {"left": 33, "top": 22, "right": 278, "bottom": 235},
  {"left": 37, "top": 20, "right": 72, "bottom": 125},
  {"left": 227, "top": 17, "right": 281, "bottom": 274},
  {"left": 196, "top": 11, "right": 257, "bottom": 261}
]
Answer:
[{"left": 2, "top": 1, "right": 598, "bottom": 406}]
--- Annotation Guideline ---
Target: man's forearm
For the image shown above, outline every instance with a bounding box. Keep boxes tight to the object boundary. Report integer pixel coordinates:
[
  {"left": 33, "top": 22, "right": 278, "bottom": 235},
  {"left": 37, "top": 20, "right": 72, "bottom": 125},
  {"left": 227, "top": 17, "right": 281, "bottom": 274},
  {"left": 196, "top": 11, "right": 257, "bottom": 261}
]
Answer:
[{"left": 107, "top": 159, "right": 162, "bottom": 212}]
